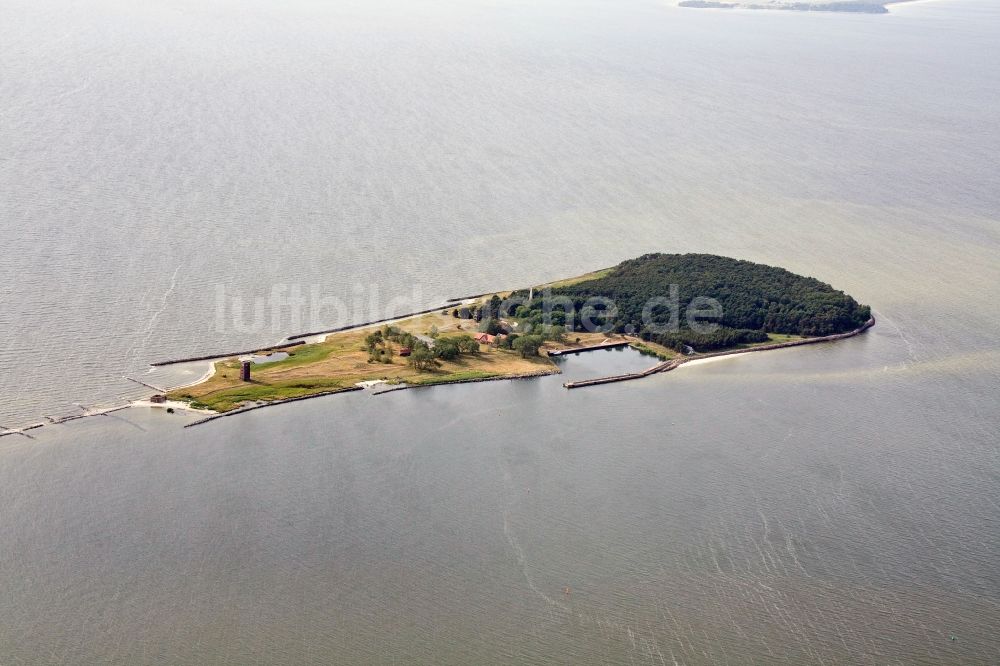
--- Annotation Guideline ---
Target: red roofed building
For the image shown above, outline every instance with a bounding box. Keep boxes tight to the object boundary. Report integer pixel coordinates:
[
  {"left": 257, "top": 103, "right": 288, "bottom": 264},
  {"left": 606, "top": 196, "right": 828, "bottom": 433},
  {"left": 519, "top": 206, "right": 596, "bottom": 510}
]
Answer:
[{"left": 474, "top": 333, "right": 496, "bottom": 345}]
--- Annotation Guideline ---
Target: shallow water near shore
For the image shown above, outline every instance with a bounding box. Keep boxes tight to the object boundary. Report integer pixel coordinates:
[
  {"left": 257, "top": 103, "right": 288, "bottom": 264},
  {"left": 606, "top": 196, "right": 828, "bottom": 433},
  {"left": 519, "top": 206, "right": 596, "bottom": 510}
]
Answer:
[
  {"left": 2, "top": 335, "right": 998, "bottom": 664},
  {"left": 2, "top": 0, "right": 999, "bottom": 662}
]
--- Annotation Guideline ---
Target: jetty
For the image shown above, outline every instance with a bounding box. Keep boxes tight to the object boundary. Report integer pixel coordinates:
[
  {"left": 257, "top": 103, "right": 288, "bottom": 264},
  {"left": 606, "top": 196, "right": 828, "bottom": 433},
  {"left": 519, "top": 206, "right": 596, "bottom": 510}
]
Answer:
[
  {"left": 564, "top": 317, "right": 875, "bottom": 389},
  {"left": 0, "top": 423, "right": 46, "bottom": 439},
  {"left": 285, "top": 305, "right": 452, "bottom": 341},
  {"left": 150, "top": 340, "right": 305, "bottom": 367},
  {"left": 124, "top": 376, "right": 166, "bottom": 392},
  {"left": 546, "top": 341, "right": 631, "bottom": 357},
  {"left": 563, "top": 359, "right": 679, "bottom": 388}
]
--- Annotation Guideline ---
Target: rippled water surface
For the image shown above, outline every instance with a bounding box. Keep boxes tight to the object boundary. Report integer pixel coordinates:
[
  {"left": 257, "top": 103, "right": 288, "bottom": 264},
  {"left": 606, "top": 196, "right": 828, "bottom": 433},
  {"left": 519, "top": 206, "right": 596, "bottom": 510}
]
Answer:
[{"left": 1, "top": 0, "right": 998, "bottom": 663}]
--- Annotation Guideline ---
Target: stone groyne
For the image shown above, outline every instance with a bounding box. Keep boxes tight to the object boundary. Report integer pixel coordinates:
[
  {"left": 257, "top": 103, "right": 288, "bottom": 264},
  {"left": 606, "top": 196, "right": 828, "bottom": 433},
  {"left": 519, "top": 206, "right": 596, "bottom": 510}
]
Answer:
[
  {"left": 546, "top": 341, "right": 631, "bottom": 357},
  {"left": 1, "top": 404, "right": 134, "bottom": 439},
  {"left": 445, "top": 293, "right": 490, "bottom": 303},
  {"left": 153, "top": 303, "right": 466, "bottom": 366},
  {"left": 286, "top": 305, "right": 451, "bottom": 341},
  {"left": 564, "top": 317, "right": 875, "bottom": 389},
  {"left": 150, "top": 340, "right": 306, "bottom": 367}
]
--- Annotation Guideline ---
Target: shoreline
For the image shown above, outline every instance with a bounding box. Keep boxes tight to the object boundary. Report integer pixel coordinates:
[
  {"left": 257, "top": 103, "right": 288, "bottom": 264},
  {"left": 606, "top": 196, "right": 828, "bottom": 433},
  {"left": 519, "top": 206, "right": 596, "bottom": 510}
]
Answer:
[
  {"left": 885, "top": 0, "right": 938, "bottom": 10},
  {"left": 182, "top": 370, "right": 561, "bottom": 429},
  {"left": 676, "top": 0, "right": 926, "bottom": 14},
  {"left": 564, "top": 316, "right": 875, "bottom": 388},
  {"left": 155, "top": 282, "right": 874, "bottom": 416},
  {"left": 2, "top": 319, "right": 872, "bottom": 437},
  {"left": 5, "top": 257, "right": 874, "bottom": 433},
  {"left": 183, "top": 386, "right": 366, "bottom": 428},
  {"left": 149, "top": 303, "right": 470, "bottom": 368},
  {"left": 166, "top": 315, "right": 874, "bottom": 421},
  {"left": 3, "top": 302, "right": 508, "bottom": 436},
  {"left": 3, "top": 317, "right": 872, "bottom": 436},
  {"left": 183, "top": 366, "right": 565, "bottom": 428}
]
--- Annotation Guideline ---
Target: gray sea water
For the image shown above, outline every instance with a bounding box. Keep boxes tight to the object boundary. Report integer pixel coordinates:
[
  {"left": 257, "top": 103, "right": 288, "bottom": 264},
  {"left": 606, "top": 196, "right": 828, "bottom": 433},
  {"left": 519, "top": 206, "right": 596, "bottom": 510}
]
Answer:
[{"left": 1, "top": 0, "right": 999, "bottom": 663}]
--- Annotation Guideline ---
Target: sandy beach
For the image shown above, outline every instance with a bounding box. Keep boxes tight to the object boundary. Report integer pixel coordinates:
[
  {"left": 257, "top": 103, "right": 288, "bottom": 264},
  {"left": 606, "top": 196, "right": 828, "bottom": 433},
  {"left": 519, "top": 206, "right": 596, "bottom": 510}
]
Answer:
[{"left": 676, "top": 351, "right": 754, "bottom": 368}]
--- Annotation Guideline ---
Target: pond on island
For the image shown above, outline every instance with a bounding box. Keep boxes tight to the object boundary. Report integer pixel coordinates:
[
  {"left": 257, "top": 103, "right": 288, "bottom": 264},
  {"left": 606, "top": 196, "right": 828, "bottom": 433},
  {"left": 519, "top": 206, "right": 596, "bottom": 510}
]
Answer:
[{"left": 550, "top": 345, "right": 660, "bottom": 383}]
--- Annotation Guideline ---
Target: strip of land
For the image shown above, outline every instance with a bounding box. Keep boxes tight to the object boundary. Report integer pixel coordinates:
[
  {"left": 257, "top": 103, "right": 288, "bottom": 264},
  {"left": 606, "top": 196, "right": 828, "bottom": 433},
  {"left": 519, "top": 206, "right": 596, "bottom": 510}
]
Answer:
[
  {"left": 161, "top": 253, "right": 873, "bottom": 416},
  {"left": 166, "top": 308, "right": 564, "bottom": 413},
  {"left": 162, "top": 306, "right": 816, "bottom": 414},
  {"left": 563, "top": 316, "right": 875, "bottom": 388}
]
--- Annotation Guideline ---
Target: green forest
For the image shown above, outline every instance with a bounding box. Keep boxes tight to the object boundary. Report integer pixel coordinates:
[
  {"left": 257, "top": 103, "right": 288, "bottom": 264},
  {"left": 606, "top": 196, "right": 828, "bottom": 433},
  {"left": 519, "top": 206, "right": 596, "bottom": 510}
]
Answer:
[{"left": 508, "top": 254, "right": 871, "bottom": 352}]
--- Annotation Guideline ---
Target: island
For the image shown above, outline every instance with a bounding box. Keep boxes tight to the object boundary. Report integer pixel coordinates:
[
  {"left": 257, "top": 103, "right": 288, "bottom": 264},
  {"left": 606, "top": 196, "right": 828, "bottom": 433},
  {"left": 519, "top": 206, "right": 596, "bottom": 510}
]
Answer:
[
  {"left": 678, "top": 0, "right": 913, "bottom": 14},
  {"left": 164, "top": 254, "right": 872, "bottom": 419}
]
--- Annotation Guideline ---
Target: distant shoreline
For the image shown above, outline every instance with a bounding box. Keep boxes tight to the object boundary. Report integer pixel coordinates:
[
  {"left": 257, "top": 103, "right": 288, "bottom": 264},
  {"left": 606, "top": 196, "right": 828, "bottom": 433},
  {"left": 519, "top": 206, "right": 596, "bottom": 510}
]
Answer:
[{"left": 677, "top": 0, "right": 921, "bottom": 14}]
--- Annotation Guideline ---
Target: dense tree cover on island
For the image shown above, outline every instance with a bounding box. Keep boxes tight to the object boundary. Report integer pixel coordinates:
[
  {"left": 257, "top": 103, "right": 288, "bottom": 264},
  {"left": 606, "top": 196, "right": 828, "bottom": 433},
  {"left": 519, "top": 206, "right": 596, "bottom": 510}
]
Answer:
[
  {"left": 505, "top": 254, "right": 870, "bottom": 352},
  {"left": 655, "top": 328, "right": 769, "bottom": 352}
]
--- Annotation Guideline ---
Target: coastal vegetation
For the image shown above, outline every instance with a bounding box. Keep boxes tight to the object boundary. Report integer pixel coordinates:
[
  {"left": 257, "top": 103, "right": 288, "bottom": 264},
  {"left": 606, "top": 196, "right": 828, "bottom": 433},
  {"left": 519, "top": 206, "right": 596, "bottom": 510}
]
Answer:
[
  {"left": 166, "top": 253, "right": 870, "bottom": 413},
  {"left": 509, "top": 253, "right": 870, "bottom": 351},
  {"left": 655, "top": 328, "right": 769, "bottom": 353},
  {"left": 167, "top": 312, "right": 558, "bottom": 412}
]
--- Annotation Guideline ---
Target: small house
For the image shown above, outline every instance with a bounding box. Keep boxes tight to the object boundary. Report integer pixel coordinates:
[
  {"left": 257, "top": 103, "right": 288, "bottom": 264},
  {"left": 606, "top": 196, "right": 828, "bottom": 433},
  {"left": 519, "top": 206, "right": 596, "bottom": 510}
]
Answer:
[
  {"left": 150, "top": 395, "right": 167, "bottom": 404},
  {"left": 474, "top": 333, "right": 497, "bottom": 345},
  {"left": 399, "top": 347, "right": 412, "bottom": 357}
]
